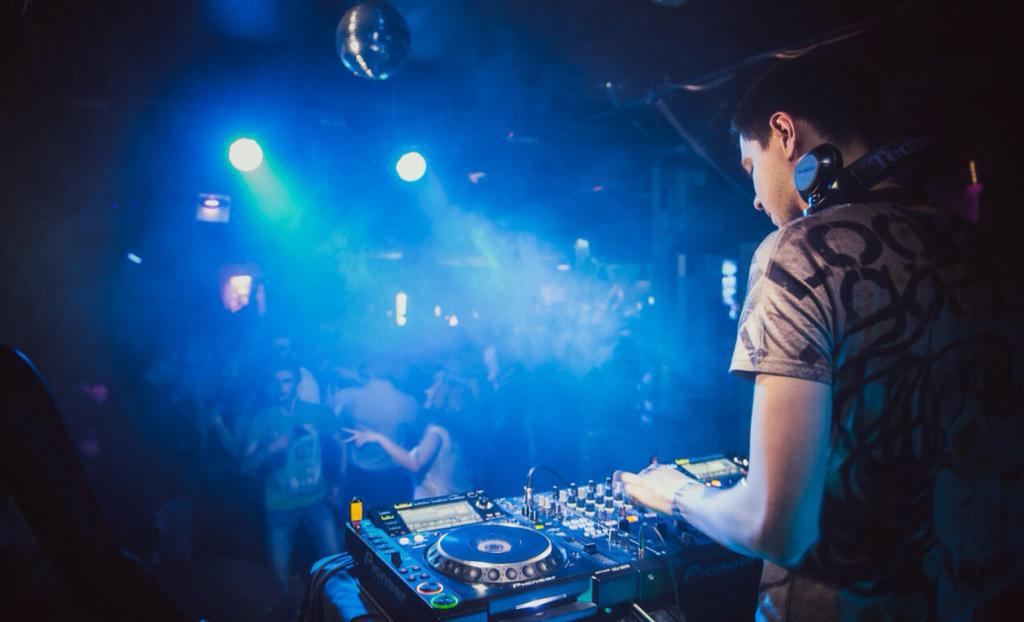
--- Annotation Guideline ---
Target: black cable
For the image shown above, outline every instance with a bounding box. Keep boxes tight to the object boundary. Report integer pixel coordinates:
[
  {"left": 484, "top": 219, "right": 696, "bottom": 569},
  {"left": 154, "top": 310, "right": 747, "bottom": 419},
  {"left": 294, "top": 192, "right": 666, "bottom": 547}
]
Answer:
[
  {"left": 525, "top": 465, "right": 572, "bottom": 490},
  {"left": 642, "top": 523, "right": 683, "bottom": 622},
  {"left": 656, "top": 98, "right": 749, "bottom": 198},
  {"left": 630, "top": 601, "right": 657, "bottom": 622},
  {"left": 298, "top": 553, "right": 356, "bottom": 622}
]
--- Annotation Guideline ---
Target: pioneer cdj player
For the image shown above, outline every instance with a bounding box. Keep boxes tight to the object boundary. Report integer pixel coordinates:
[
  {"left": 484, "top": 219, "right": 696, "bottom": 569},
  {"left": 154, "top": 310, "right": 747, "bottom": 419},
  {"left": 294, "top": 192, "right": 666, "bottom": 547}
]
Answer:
[{"left": 345, "top": 455, "right": 759, "bottom": 621}]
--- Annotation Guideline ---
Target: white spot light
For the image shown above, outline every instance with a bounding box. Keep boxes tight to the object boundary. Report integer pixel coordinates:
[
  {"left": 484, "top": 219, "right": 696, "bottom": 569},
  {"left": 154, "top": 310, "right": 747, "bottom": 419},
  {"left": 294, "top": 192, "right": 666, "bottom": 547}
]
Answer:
[
  {"left": 228, "top": 138, "right": 264, "bottom": 172},
  {"left": 396, "top": 151, "right": 427, "bottom": 182}
]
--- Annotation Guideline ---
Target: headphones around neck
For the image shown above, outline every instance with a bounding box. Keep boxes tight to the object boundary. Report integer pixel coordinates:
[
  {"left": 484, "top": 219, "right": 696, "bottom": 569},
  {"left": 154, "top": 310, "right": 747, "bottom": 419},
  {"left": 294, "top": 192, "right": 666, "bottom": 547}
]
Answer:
[{"left": 794, "top": 136, "right": 930, "bottom": 216}]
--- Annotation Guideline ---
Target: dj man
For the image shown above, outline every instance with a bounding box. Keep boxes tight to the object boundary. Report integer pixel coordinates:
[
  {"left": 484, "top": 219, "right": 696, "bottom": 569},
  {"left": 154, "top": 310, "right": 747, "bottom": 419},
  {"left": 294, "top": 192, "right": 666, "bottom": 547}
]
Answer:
[{"left": 620, "top": 55, "right": 1024, "bottom": 620}]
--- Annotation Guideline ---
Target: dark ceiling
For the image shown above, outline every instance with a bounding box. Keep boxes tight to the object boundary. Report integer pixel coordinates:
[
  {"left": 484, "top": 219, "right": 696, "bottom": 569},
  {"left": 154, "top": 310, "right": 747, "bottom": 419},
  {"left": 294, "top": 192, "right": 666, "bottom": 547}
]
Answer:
[
  {"left": 7, "top": 0, "right": 1013, "bottom": 169},
  {"left": 2, "top": 0, "right": 1018, "bottom": 249}
]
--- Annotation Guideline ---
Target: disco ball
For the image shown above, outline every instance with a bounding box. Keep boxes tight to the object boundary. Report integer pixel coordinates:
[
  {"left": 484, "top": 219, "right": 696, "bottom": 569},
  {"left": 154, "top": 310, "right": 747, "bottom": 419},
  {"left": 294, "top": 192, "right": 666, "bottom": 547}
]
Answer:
[{"left": 335, "top": 1, "right": 411, "bottom": 81}]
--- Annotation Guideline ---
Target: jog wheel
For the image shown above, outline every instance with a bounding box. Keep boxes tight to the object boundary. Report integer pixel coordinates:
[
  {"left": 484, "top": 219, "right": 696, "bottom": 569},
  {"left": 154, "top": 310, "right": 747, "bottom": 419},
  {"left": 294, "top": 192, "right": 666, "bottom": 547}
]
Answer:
[{"left": 425, "top": 523, "right": 564, "bottom": 585}]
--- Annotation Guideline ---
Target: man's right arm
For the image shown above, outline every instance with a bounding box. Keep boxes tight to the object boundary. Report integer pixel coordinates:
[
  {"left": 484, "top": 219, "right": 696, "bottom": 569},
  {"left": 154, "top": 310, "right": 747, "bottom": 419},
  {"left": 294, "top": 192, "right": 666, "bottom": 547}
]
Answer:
[{"left": 619, "top": 373, "right": 831, "bottom": 566}]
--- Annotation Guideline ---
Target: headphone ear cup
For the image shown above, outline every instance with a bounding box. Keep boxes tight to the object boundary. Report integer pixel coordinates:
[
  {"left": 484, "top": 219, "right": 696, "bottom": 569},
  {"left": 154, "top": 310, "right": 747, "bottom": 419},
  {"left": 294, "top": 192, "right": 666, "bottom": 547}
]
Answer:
[{"left": 794, "top": 144, "right": 843, "bottom": 204}]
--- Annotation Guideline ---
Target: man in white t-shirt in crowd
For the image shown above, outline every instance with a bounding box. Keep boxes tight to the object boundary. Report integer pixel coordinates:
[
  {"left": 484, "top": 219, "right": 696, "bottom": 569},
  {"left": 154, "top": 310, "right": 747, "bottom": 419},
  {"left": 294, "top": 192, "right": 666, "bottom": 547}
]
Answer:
[{"left": 329, "top": 365, "right": 417, "bottom": 507}]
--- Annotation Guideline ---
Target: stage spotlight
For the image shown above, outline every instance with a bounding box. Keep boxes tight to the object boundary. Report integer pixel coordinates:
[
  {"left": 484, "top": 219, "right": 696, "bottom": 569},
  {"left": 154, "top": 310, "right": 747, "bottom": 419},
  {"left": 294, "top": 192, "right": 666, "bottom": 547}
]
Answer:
[
  {"left": 396, "top": 151, "right": 427, "bottom": 182},
  {"left": 229, "top": 138, "right": 264, "bottom": 172}
]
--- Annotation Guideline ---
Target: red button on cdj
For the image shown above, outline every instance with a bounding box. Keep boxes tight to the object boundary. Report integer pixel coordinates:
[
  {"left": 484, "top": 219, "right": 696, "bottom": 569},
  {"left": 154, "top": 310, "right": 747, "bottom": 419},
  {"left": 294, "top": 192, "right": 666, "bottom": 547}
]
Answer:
[{"left": 416, "top": 581, "right": 444, "bottom": 595}]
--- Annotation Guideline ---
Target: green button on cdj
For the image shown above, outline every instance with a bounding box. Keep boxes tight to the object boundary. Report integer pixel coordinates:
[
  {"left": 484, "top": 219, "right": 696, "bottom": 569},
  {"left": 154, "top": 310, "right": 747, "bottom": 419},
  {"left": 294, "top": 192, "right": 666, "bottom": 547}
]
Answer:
[{"left": 430, "top": 593, "right": 459, "bottom": 609}]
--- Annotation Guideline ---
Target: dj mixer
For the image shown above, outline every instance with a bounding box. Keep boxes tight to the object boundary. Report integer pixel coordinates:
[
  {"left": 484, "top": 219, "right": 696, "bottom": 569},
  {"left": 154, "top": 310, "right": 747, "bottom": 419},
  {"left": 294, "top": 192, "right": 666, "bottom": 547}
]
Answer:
[{"left": 345, "top": 455, "right": 759, "bottom": 621}]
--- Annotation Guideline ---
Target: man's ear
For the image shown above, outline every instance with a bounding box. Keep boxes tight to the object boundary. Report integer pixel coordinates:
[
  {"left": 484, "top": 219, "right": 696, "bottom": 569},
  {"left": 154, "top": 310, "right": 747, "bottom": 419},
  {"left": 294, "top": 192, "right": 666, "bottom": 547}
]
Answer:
[{"left": 769, "top": 112, "right": 798, "bottom": 160}]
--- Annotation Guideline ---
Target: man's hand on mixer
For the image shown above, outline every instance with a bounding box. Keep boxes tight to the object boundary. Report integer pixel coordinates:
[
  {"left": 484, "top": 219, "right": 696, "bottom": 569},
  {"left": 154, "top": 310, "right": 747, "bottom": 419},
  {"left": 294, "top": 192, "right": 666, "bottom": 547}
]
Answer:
[{"left": 617, "top": 465, "right": 701, "bottom": 516}]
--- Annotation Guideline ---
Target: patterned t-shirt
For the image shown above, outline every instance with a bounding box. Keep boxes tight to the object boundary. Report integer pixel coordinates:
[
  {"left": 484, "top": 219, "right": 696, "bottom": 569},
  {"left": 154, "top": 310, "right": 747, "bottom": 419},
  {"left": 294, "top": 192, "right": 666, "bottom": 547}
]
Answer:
[
  {"left": 247, "top": 401, "right": 335, "bottom": 511},
  {"left": 730, "top": 200, "right": 1024, "bottom": 621}
]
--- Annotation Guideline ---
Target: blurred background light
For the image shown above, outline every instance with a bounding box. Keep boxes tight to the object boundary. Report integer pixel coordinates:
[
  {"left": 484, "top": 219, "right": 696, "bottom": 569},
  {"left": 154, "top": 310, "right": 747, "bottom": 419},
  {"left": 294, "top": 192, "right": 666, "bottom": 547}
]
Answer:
[
  {"left": 722, "top": 259, "right": 739, "bottom": 319},
  {"left": 223, "top": 274, "right": 254, "bottom": 313},
  {"left": 195, "top": 192, "right": 231, "bottom": 223},
  {"left": 395, "top": 291, "right": 408, "bottom": 326}
]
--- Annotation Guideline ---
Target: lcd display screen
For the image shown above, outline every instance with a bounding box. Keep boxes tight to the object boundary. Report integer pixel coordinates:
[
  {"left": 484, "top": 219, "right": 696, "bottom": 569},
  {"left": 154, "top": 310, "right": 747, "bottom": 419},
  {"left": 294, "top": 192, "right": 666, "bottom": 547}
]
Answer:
[
  {"left": 397, "top": 500, "right": 481, "bottom": 533},
  {"left": 679, "top": 458, "right": 742, "bottom": 481}
]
